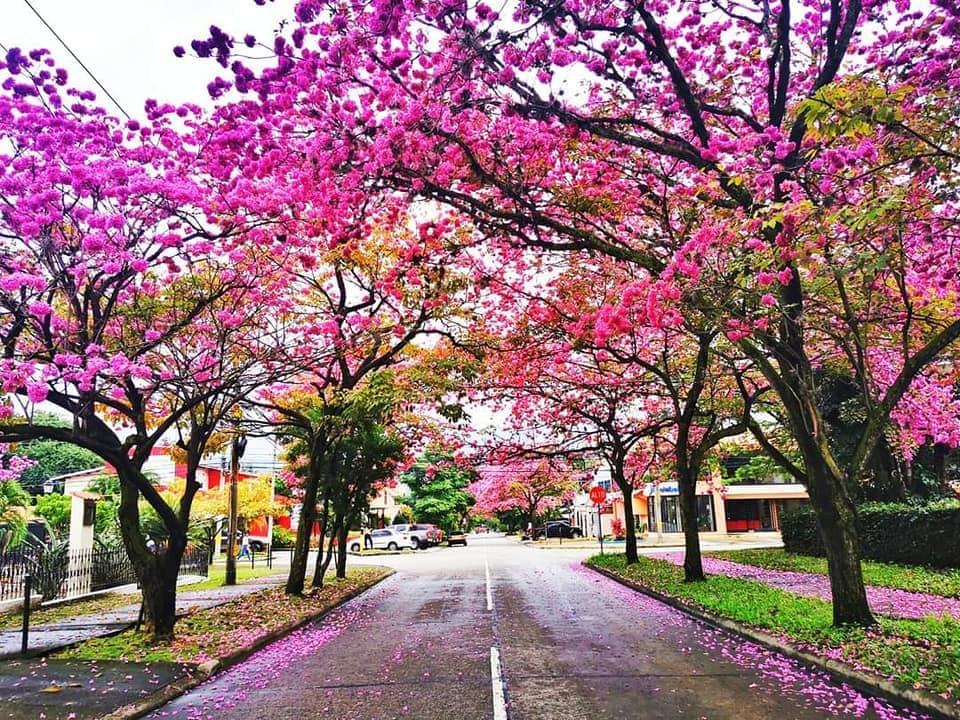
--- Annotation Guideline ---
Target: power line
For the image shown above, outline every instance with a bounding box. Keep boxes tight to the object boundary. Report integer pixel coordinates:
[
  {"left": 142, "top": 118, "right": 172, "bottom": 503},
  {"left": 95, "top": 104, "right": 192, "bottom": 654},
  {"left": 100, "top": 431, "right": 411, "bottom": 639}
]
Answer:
[{"left": 19, "top": 0, "right": 131, "bottom": 119}]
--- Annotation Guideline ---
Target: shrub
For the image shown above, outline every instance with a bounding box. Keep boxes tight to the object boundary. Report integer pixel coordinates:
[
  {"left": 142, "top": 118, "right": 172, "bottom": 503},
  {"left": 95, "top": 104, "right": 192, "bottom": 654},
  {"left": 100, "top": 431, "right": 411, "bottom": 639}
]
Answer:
[
  {"left": 780, "top": 506, "right": 824, "bottom": 556},
  {"left": 781, "top": 500, "right": 960, "bottom": 568},
  {"left": 272, "top": 525, "right": 295, "bottom": 548}
]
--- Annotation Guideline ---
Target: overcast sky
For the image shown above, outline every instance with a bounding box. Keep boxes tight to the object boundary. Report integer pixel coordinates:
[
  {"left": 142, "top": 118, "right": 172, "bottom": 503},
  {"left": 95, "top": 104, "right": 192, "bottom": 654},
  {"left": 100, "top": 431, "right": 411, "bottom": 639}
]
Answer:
[{"left": 2, "top": 0, "right": 292, "bottom": 117}]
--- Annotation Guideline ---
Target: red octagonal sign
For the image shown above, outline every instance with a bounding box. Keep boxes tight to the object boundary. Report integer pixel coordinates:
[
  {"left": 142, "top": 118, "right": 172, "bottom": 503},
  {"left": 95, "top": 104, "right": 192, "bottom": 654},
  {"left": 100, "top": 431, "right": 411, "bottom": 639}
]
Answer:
[{"left": 589, "top": 486, "right": 607, "bottom": 504}]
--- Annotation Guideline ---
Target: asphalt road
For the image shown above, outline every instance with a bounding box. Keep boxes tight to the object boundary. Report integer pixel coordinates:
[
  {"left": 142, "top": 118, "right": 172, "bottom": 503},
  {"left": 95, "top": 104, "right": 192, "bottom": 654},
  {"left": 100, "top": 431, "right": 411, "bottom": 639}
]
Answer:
[{"left": 145, "top": 535, "right": 930, "bottom": 720}]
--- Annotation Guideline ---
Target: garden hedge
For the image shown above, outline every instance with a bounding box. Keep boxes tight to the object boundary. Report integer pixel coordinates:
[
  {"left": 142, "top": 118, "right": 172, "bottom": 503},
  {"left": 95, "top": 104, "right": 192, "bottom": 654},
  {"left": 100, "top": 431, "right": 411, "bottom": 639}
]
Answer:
[{"left": 780, "top": 500, "right": 960, "bottom": 568}]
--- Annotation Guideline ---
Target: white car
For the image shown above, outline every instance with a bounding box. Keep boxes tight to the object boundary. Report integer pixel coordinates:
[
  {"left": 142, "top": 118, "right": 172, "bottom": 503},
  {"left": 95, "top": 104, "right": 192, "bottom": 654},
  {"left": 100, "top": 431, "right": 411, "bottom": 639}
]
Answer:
[{"left": 349, "top": 527, "right": 416, "bottom": 552}]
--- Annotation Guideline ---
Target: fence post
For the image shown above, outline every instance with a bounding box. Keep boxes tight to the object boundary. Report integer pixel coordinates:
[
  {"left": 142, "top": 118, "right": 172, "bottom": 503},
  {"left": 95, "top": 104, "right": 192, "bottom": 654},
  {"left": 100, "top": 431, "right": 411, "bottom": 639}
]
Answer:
[{"left": 21, "top": 574, "right": 32, "bottom": 655}]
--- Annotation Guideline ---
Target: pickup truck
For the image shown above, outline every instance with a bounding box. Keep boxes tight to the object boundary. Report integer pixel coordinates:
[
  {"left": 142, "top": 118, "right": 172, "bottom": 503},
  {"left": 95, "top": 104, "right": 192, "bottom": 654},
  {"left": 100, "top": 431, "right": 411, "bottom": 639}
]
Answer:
[{"left": 389, "top": 523, "right": 438, "bottom": 549}]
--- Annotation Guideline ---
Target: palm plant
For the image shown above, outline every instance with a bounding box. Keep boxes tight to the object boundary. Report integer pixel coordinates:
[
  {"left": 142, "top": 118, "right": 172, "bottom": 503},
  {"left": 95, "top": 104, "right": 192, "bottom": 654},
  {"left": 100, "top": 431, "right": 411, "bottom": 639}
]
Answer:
[{"left": 0, "top": 480, "right": 31, "bottom": 550}]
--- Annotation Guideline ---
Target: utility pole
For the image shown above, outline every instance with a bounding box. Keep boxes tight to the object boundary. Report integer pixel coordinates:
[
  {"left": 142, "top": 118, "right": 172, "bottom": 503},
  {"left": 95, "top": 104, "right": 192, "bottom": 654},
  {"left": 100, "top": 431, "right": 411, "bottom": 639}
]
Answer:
[{"left": 225, "top": 434, "right": 247, "bottom": 586}]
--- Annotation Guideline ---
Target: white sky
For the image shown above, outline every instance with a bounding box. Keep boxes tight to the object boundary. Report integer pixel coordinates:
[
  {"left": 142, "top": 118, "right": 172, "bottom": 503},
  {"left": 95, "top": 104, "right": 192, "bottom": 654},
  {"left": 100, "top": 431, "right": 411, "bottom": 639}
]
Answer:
[{"left": 2, "top": 0, "right": 292, "bottom": 117}]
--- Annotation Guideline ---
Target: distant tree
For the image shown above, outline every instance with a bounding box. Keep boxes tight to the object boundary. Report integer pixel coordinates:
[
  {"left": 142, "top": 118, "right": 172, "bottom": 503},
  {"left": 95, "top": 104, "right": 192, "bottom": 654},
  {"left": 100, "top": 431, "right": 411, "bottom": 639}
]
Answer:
[
  {"left": 3, "top": 414, "right": 102, "bottom": 494},
  {"left": 401, "top": 450, "right": 476, "bottom": 533},
  {"left": 185, "top": 476, "right": 285, "bottom": 534},
  {"left": 15, "top": 442, "right": 102, "bottom": 494},
  {"left": 471, "top": 460, "right": 577, "bottom": 533}
]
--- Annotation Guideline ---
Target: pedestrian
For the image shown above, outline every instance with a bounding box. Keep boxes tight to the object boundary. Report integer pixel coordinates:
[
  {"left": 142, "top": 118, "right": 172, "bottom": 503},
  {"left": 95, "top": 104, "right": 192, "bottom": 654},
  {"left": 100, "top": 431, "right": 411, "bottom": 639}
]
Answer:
[
  {"left": 526, "top": 521, "right": 534, "bottom": 540},
  {"left": 238, "top": 532, "right": 251, "bottom": 559}
]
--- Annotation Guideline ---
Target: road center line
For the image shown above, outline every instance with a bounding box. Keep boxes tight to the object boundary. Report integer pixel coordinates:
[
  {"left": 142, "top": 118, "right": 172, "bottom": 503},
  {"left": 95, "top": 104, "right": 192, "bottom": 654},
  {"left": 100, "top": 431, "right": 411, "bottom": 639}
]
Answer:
[
  {"left": 490, "top": 646, "right": 508, "bottom": 720},
  {"left": 485, "top": 558, "right": 493, "bottom": 611}
]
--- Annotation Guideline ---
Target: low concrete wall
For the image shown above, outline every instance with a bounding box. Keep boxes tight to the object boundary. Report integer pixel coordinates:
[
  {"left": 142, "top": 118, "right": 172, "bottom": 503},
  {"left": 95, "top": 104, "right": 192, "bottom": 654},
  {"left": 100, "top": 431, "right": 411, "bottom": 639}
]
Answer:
[{"left": 0, "top": 594, "right": 42, "bottom": 616}]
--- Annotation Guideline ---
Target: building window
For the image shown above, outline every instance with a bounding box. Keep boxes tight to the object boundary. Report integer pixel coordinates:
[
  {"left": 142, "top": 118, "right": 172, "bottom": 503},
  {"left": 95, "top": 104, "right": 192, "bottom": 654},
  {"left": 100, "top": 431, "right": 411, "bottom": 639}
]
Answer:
[{"left": 696, "top": 496, "right": 715, "bottom": 532}]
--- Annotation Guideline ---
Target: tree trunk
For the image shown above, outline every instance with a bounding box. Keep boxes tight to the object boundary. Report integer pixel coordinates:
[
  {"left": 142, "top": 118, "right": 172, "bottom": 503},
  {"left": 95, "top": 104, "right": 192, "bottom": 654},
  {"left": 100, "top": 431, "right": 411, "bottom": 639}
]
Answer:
[
  {"left": 620, "top": 490, "right": 639, "bottom": 564},
  {"left": 930, "top": 442, "right": 949, "bottom": 493},
  {"left": 138, "top": 552, "right": 181, "bottom": 638},
  {"left": 115, "top": 465, "right": 186, "bottom": 638},
  {"left": 335, "top": 521, "right": 349, "bottom": 578},
  {"left": 311, "top": 502, "right": 332, "bottom": 588},
  {"left": 286, "top": 470, "right": 319, "bottom": 595},
  {"left": 313, "top": 523, "right": 337, "bottom": 589},
  {"left": 676, "top": 462, "right": 705, "bottom": 582},
  {"left": 609, "top": 463, "right": 638, "bottom": 564},
  {"left": 807, "top": 461, "right": 874, "bottom": 625},
  {"left": 755, "top": 307, "right": 874, "bottom": 626}
]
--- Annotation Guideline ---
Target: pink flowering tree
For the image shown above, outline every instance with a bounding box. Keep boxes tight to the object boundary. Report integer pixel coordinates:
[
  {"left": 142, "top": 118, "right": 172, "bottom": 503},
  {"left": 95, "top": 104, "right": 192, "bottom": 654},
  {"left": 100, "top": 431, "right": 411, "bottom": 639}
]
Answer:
[
  {"left": 473, "top": 261, "right": 767, "bottom": 570},
  {"left": 192, "top": 0, "right": 960, "bottom": 626},
  {"left": 471, "top": 459, "right": 577, "bottom": 531},
  {"left": 474, "top": 288, "right": 673, "bottom": 562},
  {"left": 0, "top": 49, "right": 294, "bottom": 637}
]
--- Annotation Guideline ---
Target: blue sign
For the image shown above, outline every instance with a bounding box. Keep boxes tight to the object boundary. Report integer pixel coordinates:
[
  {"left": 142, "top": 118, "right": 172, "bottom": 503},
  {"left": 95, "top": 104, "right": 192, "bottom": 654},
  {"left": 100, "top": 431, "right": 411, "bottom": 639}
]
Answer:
[{"left": 643, "top": 482, "right": 679, "bottom": 497}]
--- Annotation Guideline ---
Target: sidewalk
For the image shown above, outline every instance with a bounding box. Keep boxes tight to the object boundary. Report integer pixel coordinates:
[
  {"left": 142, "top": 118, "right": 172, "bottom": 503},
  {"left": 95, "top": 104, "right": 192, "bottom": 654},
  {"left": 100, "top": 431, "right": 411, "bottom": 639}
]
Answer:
[
  {"left": 0, "top": 574, "right": 287, "bottom": 720},
  {"left": 0, "top": 574, "right": 286, "bottom": 660},
  {"left": 526, "top": 530, "right": 784, "bottom": 552}
]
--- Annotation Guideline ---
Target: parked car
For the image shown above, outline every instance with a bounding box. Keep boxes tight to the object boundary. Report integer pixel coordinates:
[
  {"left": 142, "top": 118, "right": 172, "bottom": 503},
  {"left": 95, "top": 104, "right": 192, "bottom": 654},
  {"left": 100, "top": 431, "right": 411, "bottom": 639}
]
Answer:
[
  {"left": 353, "top": 527, "right": 417, "bottom": 551},
  {"left": 389, "top": 523, "right": 436, "bottom": 549},
  {"left": 533, "top": 521, "right": 583, "bottom": 539},
  {"left": 447, "top": 529, "right": 467, "bottom": 546}
]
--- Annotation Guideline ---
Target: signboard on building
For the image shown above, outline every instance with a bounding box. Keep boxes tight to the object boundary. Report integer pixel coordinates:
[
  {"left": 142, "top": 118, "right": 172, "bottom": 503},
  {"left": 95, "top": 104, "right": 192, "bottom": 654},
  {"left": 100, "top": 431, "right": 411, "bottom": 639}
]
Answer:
[{"left": 643, "top": 482, "right": 679, "bottom": 496}]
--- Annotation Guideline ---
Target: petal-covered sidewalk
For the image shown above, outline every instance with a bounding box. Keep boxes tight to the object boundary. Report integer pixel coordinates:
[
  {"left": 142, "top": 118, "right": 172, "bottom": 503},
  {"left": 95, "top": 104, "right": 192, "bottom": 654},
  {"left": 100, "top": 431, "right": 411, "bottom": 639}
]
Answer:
[{"left": 657, "top": 552, "right": 960, "bottom": 620}]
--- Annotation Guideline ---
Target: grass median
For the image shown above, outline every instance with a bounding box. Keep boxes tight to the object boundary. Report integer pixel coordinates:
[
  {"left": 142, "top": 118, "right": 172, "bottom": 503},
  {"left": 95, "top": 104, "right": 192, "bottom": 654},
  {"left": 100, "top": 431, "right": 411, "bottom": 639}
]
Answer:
[
  {"left": 587, "top": 553, "right": 960, "bottom": 705},
  {"left": 54, "top": 566, "right": 391, "bottom": 665},
  {"left": 707, "top": 548, "right": 960, "bottom": 598}
]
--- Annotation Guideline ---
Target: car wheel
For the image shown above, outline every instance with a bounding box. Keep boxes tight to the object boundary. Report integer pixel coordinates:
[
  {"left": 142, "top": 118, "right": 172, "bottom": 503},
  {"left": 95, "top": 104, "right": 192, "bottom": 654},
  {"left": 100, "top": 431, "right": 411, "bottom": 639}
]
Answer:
[
  {"left": 387, "top": 541, "right": 398, "bottom": 550},
  {"left": 572, "top": 530, "right": 582, "bottom": 538},
  {"left": 349, "top": 542, "right": 360, "bottom": 552}
]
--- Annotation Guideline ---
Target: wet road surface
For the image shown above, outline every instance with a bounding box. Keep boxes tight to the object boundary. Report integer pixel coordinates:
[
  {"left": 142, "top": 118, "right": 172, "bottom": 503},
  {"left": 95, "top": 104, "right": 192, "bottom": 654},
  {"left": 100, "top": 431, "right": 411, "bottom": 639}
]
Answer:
[{"left": 145, "top": 535, "right": 930, "bottom": 720}]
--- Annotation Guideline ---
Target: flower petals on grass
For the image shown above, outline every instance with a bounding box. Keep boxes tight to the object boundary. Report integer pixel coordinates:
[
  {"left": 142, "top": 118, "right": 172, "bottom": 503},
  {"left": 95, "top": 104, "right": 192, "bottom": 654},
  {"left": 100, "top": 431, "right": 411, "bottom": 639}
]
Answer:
[
  {"left": 588, "top": 554, "right": 960, "bottom": 708},
  {"left": 55, "top": 567, "right": 391, "bottom": 665}
]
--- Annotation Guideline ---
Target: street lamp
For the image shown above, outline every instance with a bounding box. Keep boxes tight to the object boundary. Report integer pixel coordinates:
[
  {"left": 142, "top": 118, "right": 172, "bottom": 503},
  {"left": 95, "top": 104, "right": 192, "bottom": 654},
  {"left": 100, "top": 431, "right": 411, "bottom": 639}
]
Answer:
[{"left": 225, "top": 434, "right": 247, "bottom": 586}]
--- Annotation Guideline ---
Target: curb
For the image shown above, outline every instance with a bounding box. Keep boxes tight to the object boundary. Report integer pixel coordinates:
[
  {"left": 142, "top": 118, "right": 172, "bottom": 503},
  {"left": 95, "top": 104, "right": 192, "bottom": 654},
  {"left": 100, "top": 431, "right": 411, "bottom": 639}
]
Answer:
[
  {"left": 101, "top": 568, "right": 395, "bottom": 720},
  {"left": 586, "top": 563, "right": 958, "bottom": 720}
]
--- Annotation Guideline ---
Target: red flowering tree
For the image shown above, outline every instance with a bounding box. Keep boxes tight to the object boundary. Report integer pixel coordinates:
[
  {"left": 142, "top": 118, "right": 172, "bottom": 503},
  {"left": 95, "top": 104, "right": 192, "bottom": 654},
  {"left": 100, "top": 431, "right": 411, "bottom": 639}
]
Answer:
[{"left": 243, "top": 202, "right": 474, "bottom": 595}]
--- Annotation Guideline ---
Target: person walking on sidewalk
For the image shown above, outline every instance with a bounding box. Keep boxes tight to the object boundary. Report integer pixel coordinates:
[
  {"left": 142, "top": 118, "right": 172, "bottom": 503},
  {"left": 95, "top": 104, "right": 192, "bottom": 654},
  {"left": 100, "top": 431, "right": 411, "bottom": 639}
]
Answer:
[{"left": 237, "top": 532, "right": 251, "bottom": 560}]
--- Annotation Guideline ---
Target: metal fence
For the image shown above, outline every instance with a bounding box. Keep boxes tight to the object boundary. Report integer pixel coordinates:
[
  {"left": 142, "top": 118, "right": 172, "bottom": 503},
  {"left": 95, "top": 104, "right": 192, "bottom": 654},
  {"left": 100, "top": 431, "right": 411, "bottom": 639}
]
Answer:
[{"left": 0, "top": 545, "right": 209, "bottom": 603}]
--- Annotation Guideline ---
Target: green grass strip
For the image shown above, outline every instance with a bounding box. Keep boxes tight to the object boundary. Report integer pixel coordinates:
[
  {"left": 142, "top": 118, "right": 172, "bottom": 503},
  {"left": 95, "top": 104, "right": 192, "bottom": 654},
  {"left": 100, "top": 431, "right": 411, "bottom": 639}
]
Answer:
[{"left": 587, "top": 553, "right": 960, "bottom": 703}]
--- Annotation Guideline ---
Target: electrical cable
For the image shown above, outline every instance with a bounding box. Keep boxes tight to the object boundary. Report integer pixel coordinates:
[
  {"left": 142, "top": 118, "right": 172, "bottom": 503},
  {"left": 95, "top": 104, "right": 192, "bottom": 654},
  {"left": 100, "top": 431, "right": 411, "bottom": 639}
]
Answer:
[{"left": 19, "top": 0, "right": 131, "bottom": 118}]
